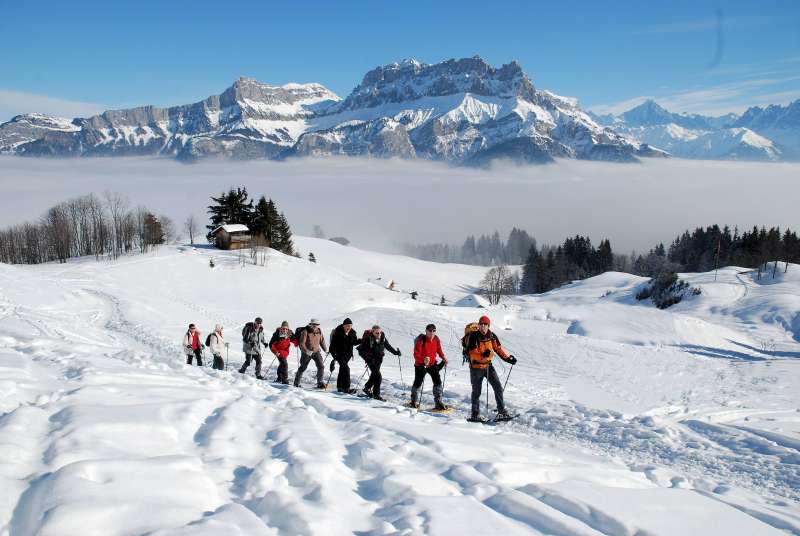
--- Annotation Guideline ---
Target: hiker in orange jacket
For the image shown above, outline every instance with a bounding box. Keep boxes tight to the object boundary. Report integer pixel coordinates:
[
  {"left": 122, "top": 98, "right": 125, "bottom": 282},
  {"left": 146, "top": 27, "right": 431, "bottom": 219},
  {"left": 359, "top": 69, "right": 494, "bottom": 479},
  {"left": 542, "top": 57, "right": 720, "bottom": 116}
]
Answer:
[{"left": 464, "top": 315, "right": 516, "bottom": 421}]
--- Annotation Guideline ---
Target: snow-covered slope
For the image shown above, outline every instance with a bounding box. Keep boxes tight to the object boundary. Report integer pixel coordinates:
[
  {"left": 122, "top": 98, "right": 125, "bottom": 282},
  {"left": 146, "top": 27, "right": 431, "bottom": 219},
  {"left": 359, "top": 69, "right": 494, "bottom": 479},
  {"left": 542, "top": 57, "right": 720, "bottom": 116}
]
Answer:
[{"left": 1, "top": 239, "right": 798, "bottom": 535}]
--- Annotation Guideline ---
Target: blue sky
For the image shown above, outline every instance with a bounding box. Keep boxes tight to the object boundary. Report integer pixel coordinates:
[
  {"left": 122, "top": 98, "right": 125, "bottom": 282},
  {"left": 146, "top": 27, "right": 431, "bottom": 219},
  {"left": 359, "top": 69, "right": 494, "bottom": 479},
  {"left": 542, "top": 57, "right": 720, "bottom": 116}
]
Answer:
[{"left": 1, "top": 0, "right": 799, "bottom": 121}]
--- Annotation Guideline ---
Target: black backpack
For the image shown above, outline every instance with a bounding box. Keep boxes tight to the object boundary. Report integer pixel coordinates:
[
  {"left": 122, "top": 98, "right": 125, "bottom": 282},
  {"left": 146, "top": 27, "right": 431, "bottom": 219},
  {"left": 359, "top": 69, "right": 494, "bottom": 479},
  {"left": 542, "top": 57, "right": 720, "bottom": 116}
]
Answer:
[
  {"left": 205, "top": 333, "right": 214, "bottom": 347},
  {"left": 294, "top": 325, "right": 307, "bottom": 343},
  {"left": 242, "top": 322, "right": 255, "bottom": 341}
]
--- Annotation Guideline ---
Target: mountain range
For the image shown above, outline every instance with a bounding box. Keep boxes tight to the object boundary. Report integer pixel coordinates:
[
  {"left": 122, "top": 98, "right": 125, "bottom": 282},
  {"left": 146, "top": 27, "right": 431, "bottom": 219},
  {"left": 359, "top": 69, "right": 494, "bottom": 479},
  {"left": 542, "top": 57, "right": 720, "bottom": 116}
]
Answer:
[
  {"left": 1, "top": 56, "right": 798, "bottom": 164},
  {"left": 590, "top": 99, "right": 800, "bottom": 161}
]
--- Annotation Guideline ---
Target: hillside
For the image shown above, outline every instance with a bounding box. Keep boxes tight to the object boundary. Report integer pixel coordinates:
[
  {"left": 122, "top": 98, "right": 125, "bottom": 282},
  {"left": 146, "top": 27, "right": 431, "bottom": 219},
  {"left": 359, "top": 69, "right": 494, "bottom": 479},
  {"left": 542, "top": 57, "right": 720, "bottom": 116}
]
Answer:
[{"left": 1, "top": 238, "right": 798, "bottom": 535}]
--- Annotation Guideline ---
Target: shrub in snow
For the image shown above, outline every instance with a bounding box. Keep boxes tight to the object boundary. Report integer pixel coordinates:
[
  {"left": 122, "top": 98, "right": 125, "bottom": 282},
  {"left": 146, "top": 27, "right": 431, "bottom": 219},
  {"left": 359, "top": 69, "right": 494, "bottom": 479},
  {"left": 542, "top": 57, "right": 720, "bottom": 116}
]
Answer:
[
  {"left": 330, "top": 237, "right": 350, "bottom": 246},
  {"left": 635, "top": 271, "right": 700, "bottom": 309}
]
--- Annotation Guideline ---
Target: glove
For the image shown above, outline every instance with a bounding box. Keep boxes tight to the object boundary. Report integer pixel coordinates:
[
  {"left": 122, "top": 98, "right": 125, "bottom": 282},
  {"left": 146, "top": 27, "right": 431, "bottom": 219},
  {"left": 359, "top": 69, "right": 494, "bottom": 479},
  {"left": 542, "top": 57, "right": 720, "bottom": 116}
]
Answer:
[
  {"left": 329, "top": 360, "right": 335, "bottom": 372},
  {"left": 507, "top": 355, "right": 517, "bottom": 365},
  {"left": 396, "top": 350, "right": 402, "bottom": 357},
  {"left": 423, "top": 357, "right": 430, "bottom": 367},
  {"left": 482, "top": 349, "right": 491, "bottom": 358}
]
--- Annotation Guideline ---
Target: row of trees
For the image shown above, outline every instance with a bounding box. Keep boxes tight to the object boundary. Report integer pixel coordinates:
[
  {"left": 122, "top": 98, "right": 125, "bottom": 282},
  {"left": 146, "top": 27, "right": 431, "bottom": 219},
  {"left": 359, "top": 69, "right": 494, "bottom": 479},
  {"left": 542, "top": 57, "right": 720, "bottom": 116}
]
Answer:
[
  {"left": 207, "top": 187, "right": 295, "bottom": 255},
  {"left": 0, "top": 193, "right": 172, "bottom": 265},
  {"left": 403, "top": 227, "right": 536, "bottom": 265},
  {"left": 520, "top": 236, "right": 614, "bottom": 294}
]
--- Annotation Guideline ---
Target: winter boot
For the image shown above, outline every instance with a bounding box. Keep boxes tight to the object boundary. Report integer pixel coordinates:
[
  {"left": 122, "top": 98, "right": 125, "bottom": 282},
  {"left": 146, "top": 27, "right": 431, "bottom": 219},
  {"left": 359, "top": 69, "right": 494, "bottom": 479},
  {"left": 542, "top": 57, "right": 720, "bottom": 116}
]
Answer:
[
  {"left": 316, "top": 382, "right": 327, "bottom": 389},
  {"left": 373, "top": 395, "right": 386, "bottom": 402},
  {"left": 434, "top": 401, "right": 447, "bottom": 411},
  {"left": 467, "top": 412, "right": 484, "bottom": 423},
  {"left": 362, "top": 387, "right": 372, "bottom": 397}
]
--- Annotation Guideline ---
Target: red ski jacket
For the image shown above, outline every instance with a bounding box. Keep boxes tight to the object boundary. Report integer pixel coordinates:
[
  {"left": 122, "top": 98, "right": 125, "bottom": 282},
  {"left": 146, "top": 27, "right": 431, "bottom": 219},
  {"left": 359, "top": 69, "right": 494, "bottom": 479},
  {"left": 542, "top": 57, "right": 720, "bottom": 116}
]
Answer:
[
  {"left": 413, "top": 334, "right": 445, "bottom": 367},
  {"left": 270, "top": 332, "right": 297, "bottom": 358}
]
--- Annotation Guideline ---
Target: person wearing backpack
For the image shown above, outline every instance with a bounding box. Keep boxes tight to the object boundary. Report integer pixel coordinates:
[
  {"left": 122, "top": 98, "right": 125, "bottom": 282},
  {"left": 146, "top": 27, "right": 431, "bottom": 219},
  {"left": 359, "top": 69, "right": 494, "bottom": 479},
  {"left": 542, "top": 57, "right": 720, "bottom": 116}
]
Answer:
[
  {"left": 240, "top": 317, "right": 267, "bottom": 379},
  {"left": 329, "top": 318, "right": 362, "bottom": 393},
  {"left": 182, "top": 323, "right": 204, "bottom": 366},
  {"left": 294, "top": 318, "right": 328, "bottom": 388},
  {"left": 409, "top": 323, "right": 448, "bottom": 410},
  {"left": 357, "top": 324, "right": 401, "bottom": 401},
  {"left": 464, "top": 315, "right": 516, "bottom": 422},
  {"left": 269, "top": 321, "right": 297, "bottom": 384},
  {"left": 207, "top": 324, "right": 225, "bottom": 370}
]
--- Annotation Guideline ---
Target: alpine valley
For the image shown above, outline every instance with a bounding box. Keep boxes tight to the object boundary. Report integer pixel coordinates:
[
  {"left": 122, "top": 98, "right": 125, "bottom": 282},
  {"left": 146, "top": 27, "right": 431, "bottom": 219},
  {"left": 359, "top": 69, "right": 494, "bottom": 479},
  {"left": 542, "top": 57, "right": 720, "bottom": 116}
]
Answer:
[{"left": 1, "top": 56, "right": 798, "bottom": 164}]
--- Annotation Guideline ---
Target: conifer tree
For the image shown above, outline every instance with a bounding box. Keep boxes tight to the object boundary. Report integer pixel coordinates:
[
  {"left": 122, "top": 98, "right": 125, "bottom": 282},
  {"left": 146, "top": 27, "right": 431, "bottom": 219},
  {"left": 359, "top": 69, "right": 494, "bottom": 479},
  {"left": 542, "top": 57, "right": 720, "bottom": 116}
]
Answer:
[{"left": 206, "top": 187, "right": 254, "bottom": 238}]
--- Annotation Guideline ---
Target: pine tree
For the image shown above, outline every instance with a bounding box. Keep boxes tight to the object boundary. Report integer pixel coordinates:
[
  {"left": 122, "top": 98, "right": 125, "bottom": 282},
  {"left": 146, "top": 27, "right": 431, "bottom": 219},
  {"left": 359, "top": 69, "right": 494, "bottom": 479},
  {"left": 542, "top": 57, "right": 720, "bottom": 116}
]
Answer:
[
  {"left": 206, "top": 187, "right": 254, "bottom": 238},
  {"left": 520, "top": 242, "right": 540, "bottom": 294},
  {"left": 250, "top": 196, "right": 279, "bottom": 246},
  {"left": 273, "top": 212, "right": 295, "bottom": 255},
  {"left": 308, "top": 252, "right": 316, "bottom": 263}
]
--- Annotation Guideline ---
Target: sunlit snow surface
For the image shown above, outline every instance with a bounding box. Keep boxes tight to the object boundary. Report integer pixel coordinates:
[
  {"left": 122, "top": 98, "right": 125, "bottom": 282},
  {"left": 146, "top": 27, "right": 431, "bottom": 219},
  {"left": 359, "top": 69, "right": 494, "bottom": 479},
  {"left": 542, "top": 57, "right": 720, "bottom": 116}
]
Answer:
[{"left": 1, "top": 237, "right": 798, "bottom": 535}]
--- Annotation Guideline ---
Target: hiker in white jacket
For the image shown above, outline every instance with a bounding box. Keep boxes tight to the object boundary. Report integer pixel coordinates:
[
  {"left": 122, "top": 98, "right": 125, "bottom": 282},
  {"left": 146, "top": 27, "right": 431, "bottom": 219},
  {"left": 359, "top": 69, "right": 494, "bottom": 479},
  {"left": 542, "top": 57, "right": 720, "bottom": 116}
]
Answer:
[{"left": 208, "top": 324, "right": 225, "bottom": 370}]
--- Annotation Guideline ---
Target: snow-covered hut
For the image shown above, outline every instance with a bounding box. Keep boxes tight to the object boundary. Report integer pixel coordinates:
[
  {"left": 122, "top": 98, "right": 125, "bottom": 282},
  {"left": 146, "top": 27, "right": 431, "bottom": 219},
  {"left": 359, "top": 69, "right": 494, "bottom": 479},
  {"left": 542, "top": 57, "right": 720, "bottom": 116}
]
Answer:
[
  {"left": 210, "top": 224, "right": 251, "bottom": 250},
  {"left": 453, "top": 293, "right": 491, "bottom": 308}
]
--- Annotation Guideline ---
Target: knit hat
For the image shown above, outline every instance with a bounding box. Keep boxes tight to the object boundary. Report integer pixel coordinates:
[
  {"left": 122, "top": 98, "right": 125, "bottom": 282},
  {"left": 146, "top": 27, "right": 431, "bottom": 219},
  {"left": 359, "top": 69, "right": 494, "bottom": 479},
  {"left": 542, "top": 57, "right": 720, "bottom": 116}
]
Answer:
[
  {"left": 343, "top": 318, "right": 353, "bottom": 325},
  {"left": 280, "top": 321, "right": 290, "bottom": 328},
  {"left": 309, "top": 318, "right": 320, "bottom": 325},
  {"left": 479, "top": 315, "right": 491, "bottom": 326},
  {"left": 255, "top": 317, "right": 263, "bottom": 324}
]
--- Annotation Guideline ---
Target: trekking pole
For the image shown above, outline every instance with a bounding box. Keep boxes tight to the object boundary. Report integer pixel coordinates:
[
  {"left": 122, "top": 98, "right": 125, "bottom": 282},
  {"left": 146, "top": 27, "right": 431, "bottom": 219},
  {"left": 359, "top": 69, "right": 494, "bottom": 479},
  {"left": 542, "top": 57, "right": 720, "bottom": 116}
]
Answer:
[
  {"left": 485, "top": 367, "right": 490, "bottom": 418},
  {"left": 397, "top": 354, "right": 406, "bottom": 394},
  {"left": 355, "top": 365, "right": 369, "bottom": 391},
  {"left": 325, "top": 356, "right": 335, "bottom": 388},
  {"left": 225, "top": 343, "right": 229, "bottom": 371},
  {"left": 502, "top": 364, "right": 514, "bottom": 393},
  {"left": 264, "top": 355, "right": 277, "bottom": 381}
]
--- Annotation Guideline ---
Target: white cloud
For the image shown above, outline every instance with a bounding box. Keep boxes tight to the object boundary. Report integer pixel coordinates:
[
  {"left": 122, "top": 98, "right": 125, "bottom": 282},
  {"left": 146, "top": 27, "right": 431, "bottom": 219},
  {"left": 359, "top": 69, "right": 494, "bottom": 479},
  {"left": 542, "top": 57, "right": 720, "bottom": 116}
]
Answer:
[
  {"left": 588, "top": 75, "right": 800, "bottom": 117},
  {"left": 0, "top": 90, "right": 108, "bottom": 122},
  {"left": 0, "top": 156, "right": 798, "bottom": 254}
]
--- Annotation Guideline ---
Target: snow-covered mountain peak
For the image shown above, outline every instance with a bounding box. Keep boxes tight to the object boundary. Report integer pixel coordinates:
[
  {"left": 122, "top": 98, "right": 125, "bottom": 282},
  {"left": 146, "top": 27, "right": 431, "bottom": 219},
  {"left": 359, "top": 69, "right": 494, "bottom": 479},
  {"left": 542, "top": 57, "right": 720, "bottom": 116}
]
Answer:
[{"left": 339, "top": 56, "right": 537, "bottom": 112}]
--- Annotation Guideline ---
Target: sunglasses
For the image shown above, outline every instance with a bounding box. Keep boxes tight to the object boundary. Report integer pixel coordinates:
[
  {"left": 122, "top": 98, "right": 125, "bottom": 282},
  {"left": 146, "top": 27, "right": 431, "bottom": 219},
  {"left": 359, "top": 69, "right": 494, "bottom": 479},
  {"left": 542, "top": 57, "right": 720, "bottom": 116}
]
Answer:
[{"left": 426, "top": 328, "right": 436, "bottom": 332}]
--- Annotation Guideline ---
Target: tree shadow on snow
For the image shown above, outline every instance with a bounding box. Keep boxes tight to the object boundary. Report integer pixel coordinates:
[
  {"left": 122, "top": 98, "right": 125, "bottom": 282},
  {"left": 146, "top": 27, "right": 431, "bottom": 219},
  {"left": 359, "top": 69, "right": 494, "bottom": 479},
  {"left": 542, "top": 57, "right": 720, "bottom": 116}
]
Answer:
[
  {"left": 727, "top": 339, "right": 800, "bottom": 359},
  {"left": 676, "top": 344, "right": 767, "bottom": 362}
]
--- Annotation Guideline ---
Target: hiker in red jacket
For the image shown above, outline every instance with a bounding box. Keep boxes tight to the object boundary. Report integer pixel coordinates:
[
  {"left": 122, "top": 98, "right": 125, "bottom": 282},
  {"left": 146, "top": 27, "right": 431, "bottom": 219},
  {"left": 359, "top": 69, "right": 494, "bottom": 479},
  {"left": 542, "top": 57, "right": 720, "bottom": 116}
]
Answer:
[
  {"left": 410, "top": 323, "right": 448, "bottom": 410},
  {"left": 182, "top": 323, "right": 203, "bottom": 366},
  {"left": 269, "top": 321, "right": 297, "bottom": 384}
]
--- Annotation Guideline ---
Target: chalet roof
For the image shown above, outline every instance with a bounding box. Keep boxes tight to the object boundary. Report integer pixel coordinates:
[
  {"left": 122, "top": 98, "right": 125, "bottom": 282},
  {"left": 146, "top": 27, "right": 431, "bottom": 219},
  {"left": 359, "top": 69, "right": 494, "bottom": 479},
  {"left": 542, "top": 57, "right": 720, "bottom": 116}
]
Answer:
[{"left": 212, "top": 224, "right": 250, "bottom": 234}]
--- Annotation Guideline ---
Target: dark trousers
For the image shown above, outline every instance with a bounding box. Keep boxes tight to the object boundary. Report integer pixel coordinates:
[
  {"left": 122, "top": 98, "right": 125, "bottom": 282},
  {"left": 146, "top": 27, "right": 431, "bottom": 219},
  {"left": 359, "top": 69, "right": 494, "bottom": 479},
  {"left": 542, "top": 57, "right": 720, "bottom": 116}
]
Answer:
[
  {"left": 187, "top": 348, "right": 203, "bottom": 366},
  {"left": 411, "top": 364, "right": 443, "bottom": 405},
  {"left": 295, "top": 351, "right": 324, "bottom": 386},
  {"left": 363, "top": 356, "right": 384, "bottom": 398},
  {"left": 335, "top": 356, "right": 352, "bottom": 391},
  {"left": 276, "top": 357, "right": 289, "bottom": 383},
  {"left": 470, "top": 364, "right": 505, "bottom": 416},
  {"left": 240, "top": 353, "right": 262, "bottom": 377},
  {"left": 212, "top": 354, "right": 224, "bottom": 370}
]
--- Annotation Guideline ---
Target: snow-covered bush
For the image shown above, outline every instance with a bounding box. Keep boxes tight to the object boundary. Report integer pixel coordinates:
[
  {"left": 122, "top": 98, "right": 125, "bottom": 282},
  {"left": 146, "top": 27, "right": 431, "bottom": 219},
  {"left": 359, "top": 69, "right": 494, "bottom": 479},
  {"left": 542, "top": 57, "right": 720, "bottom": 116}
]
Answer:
[{"left": 635, "top": 272, "right": 700, "bottom": 309}]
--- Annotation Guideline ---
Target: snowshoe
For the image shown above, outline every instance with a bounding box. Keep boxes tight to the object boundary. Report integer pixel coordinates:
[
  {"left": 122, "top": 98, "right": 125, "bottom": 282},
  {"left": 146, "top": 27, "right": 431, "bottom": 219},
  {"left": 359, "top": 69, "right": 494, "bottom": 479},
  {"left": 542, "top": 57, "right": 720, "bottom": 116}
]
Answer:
[
  {"left": 430, "top": 403, "right": 453, "bottom": 414},
  {"left": 405, "top": 401, "right": 420, "bottom": 409},
  {"left": 361, "top": 388, "right": 372, "bottom": 397},
  {"left": 466, "top": 415, "right": 487, "bottom": 423},
  {"left": 373, "top": 395, "right": 387, "bottom": 402},
  {"left": 256, "top": 375, "right": 264, "bottom": 380},
  {"left": 493, "top": 411, "right": 518, "bottom": 423},
  {"left": 316, "top": 382, "right": 328, "bottom": 390}
]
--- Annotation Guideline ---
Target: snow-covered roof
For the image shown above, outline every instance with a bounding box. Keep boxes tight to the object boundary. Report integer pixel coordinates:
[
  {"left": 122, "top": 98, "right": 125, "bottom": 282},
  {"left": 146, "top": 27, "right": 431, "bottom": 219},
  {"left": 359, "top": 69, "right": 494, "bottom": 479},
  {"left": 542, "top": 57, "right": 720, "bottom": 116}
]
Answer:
[
  {"left": 212, "top": 224, "right": 249, "bottom": 234},
  {"left": 453, "top": 293, "right": 491, "bottom": 308}
]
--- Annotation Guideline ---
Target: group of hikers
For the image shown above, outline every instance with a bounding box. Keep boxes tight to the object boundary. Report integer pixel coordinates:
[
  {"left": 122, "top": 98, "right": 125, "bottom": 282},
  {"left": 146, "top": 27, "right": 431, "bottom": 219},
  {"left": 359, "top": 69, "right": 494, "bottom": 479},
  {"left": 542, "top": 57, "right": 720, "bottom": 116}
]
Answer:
[{"left": 182, "top": 315, "right": 517, "bottom": 421}]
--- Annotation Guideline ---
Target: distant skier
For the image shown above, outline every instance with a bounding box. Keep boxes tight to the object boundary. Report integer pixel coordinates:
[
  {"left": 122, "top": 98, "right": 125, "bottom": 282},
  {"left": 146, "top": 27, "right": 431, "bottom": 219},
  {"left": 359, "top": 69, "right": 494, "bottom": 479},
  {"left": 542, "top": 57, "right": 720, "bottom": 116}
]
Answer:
[
  {"left": 464, "top": 315, "right": 516, "bottom": 422},
  {"left": 440, "top": 295, "right": 446, "bottom": 306},
  {"left": 269, "top": 321, "right": 297, "bottom": 384},
  {"left": 182, "top": 323, "right": 204, "bottom": 366},
  {"left": 409, "top": 323, "right": 448, "bottom": 410},
  {"left": 240, "top": 317, "right": 267, "bottom": 379},
  {"left": 410, "top": 291, "right": 418, "bottom": 300},
  {"left": 329, "top": 318, "right": 362, "bottom": 393},
  {"left": 208, "top": 324, "right": 225, "bottom": 370},
  {"left": 294, "top": 318, "right": 328, "bottom": 388},
  {"left": 358, "top": 324, "right": 401, "bottom": 401}
]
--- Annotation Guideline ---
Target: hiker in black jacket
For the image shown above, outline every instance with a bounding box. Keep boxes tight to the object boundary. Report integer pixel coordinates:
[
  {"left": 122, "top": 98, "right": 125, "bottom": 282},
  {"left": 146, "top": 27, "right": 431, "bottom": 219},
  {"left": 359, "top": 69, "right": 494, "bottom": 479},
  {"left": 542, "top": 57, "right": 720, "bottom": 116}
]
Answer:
[
  {"left": 329, "top": 318, "right": 362, "bottom": 393},
  {"left": 357, "top": 324, "right": 400, "bottom": 401}
]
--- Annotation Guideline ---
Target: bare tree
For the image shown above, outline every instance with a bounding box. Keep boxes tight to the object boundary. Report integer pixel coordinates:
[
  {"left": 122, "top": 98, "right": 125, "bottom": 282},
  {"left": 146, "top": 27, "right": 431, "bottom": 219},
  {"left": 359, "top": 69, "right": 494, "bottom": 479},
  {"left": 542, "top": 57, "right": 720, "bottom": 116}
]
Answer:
[
  {"left": 184, "top": 215, "right": 200, "bottom": 245},
  {"left": 480, "top": 265, "right": 516, "bottom": 305},
  {"left": 160, "top": 215, "right": 176, "bottom": 244}
]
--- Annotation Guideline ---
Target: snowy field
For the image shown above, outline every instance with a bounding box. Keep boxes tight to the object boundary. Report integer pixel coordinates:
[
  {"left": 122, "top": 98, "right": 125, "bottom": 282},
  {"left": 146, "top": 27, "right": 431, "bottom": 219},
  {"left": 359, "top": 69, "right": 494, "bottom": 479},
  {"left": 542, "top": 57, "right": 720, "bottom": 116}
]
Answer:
[{"left": 1, "top": 236, "right": 799, "bottom": 535}]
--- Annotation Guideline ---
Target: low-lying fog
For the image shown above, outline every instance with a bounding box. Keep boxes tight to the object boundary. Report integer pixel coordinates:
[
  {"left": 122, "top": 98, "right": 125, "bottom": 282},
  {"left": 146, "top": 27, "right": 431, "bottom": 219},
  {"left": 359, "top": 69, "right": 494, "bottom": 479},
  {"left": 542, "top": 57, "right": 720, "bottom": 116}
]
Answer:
[{"left": 1, "top": 156, "right": 797, "bottom": 254}]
